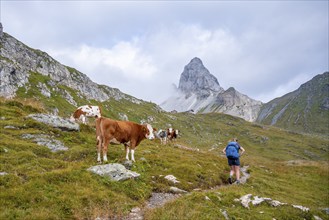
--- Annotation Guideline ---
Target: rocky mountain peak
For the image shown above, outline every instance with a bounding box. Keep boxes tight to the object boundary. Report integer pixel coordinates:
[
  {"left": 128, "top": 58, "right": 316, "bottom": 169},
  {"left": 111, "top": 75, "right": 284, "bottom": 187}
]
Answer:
[
  {"left": 178, "top": 57, "right": 224, "bottom": 95},
  {"left": 161, "top": 57, "right": 263, "bottom": 122}
]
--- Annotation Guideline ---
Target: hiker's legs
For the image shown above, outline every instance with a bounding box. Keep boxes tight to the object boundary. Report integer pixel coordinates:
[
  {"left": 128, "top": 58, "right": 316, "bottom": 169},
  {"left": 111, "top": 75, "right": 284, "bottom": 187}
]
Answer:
[
  {"left": 227, "top": 165, "right": 234, "bottom": 184},
  {"left": 234, "top": 165, "right": 240, "bottom": 180},
  {"left": 230, "top": 165, "right": 235, "bottom": 176}
]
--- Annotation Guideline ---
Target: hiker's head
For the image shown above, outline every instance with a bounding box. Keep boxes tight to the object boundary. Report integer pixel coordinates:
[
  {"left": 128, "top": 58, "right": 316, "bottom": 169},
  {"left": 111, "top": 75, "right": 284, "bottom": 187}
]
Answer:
[{"left": 233, "top": 138, "right": 238, "bottom": 142}]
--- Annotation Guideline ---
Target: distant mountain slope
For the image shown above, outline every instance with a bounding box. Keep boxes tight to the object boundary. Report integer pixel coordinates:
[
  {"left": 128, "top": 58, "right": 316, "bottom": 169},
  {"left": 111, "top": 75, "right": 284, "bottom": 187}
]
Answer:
[
  {"left": 160, "top": 57, "right": 262, "bottom": 122},
  {"left": 256, "top": 72, "right": 329, "bottom": 134},
  {"left": 0, "top": 32, "right": 143, "bottom": 112}
]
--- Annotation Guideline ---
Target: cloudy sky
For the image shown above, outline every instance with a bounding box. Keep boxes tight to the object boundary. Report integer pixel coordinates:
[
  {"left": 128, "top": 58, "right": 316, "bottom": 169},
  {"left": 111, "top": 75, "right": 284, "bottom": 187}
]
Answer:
[{"left": 1, "top": 1, "right": 328, "bottom": 104}]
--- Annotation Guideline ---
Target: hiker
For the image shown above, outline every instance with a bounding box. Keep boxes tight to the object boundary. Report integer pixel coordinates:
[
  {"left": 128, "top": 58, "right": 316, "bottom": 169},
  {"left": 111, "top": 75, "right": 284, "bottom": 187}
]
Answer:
[{"left": 222, "top": 138, "right": 245, "bottom": 184}]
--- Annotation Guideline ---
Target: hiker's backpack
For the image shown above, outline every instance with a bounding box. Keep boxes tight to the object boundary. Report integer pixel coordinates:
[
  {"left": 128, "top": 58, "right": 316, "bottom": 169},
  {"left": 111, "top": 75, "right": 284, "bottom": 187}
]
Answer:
[{"left": 225, "top": 142, "right": 240, "bottom": 159}]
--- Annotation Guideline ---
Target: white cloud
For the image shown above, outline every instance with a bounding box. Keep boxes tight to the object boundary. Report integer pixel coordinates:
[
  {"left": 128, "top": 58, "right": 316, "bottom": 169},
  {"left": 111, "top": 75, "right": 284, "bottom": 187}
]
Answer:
[
  {"left": 49, "top": 41, "right": 157, "bottom": 83},
  {"left": 255, "top": 73, "right": 313, "bottom": 102},
  {"left": 4, "top": 1, "right": 327, "bottom": 104}
]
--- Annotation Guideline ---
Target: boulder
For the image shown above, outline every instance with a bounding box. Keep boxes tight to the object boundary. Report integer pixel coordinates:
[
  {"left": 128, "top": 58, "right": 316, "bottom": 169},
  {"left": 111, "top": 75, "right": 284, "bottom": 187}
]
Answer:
[
  {"left": 169, "top": 186, "right": 188, "bottom": 194},
  {"left": 27, "top": 114, "right": 79, "bottom": 131},
  {"left": 87, "top": 163, "right": 140, "bottom": 181},
  {"left": 22, "top": 134, "right": 68, "bottom": 152},
  {"left": 164, "top": 175, "right": 180, "bottom": 184}
]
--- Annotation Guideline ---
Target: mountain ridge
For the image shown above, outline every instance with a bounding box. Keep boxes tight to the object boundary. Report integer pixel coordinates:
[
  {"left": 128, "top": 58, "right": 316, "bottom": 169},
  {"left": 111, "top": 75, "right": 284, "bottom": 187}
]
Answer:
[
  {"left": 0, "top": 32, "right": 142, "bottom": 106},
  {"left": 256, "top": 72, "right": 329, "bottom": 134}
]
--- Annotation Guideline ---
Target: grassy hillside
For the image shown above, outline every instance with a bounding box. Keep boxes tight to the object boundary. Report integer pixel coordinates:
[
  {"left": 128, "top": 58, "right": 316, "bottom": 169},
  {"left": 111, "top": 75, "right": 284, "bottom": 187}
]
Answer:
[
  {"left": 257, "top": 72, "right": 329, "bottom": 136},
  {"left": 0, "top": 98, "right": 328, "bottom": 219}
]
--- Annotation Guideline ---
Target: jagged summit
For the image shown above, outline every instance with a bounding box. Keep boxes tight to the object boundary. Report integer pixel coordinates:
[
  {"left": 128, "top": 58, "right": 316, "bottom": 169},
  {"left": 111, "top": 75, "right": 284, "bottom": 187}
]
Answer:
[
  {"left": 161, "top": 57, "right": 263, "bottom": 122},
  {"left": 178, "top": 57, "right": 224, "bottom": 96}
]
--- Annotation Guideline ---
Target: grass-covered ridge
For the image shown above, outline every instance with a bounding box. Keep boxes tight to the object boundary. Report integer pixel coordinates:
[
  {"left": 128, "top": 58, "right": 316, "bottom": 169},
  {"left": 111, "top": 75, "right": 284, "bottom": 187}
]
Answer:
[
  {"left": 258, "top": 72, "right": 329, "bottom": 136},
  {"left": 0, "top": 98, "right": 328, "bottom": 219}
]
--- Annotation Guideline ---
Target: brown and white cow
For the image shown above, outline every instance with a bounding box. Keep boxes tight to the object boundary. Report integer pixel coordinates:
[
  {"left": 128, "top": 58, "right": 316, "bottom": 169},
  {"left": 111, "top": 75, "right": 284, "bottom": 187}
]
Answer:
[
  {"left": 96, "top": 117, "right": 154, "bottom": 162},
  {"left": 167, "top": 128, "right": 178, "bottom": 141},
  {"left": 70, "top": 105, "right": 101, "bottom": 124}
]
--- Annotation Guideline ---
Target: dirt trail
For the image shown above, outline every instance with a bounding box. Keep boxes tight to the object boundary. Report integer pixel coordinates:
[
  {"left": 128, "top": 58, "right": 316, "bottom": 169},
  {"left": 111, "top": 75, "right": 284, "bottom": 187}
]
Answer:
[{"left": 126, "top": 166, "right": 250, "bottom": 220}]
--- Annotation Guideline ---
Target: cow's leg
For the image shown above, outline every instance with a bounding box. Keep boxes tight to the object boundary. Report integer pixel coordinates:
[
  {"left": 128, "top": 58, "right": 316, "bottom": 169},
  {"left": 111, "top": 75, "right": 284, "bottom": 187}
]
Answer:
[
  {"left": 125, "top": 145, "right": 130, "bottom": 161},
  {"left": 102, "top": 139, "right": 110, "bottom": 162},
  {"left": 131, "top": 149, "right": 135, "bottom": 162},
  {"left": 96, "top": 135, "right": 102, "bottom": 163},
  {"left": 82, "top": 115, "right": 87, "bottom": 124}
]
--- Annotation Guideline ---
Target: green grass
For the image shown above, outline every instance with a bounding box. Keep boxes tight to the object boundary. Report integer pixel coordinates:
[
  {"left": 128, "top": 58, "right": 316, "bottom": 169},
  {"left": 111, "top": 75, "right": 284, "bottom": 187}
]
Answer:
[{"left": 0, "top": 98, "right": 328, "bottom": 219}]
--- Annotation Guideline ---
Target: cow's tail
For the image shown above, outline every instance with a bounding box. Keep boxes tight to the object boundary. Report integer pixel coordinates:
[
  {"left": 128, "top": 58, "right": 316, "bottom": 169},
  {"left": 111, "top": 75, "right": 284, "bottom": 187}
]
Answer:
[{"left": 95, "top": 117, "right": 103, "bottom": 146}]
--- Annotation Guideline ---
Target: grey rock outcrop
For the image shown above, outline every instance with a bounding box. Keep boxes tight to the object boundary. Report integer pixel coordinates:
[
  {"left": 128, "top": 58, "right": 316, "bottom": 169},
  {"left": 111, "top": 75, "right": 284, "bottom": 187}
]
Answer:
[
  {"left": 161, "top": 57, "right": 262, "bottom": 122},
  {"left": 27, "top": 114, "right": 79, "bottom": 131},
  {"left": 22, "top": 134, "right": 68, "bottom": 152},
  {"left": 88, "top": 163, "right": 140, "bottom": 181}
]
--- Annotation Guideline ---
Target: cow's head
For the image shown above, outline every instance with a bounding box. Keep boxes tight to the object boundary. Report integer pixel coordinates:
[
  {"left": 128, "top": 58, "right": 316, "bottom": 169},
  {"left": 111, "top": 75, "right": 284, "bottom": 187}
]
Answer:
[{"left": 145, "top": 124, "right": 155, "bottom": 140}]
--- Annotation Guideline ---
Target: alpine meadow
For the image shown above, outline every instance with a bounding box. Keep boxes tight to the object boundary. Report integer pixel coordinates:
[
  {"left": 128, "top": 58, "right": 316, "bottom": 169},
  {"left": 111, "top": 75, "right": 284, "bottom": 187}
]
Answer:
[{"left": 1, "top": 28, "right": 329, "bottom": 220}]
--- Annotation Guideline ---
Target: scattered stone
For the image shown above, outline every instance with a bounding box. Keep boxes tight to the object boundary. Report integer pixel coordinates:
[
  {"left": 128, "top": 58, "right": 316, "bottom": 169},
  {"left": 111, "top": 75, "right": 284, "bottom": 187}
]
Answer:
[
  {"left": 0, "top": 172, "right": 8, "bottom": 176},
  {"left": 27, "top": 114, "right": 79, "bottom": 131},
  {"left": 37, "top": 82, "right": 51, "bottom": 98},
  {"left": 238, "top": 194, "right": 308, "bottom": 212},
  {"left": 292, "top": 205, "right": 309, "bottom": 212},
  {"left": 88, "top": 163, "right": 140, "bottom": 181},
  {"left": 270, "top": 200, "right": 287, "bottom": 207},
  {"left": 239, "top": 194, "right": 253, "bottom": 208},
  {"left": 164, "top": 175, "right": 180, "bottom": 184},
  {"left": 251, "top": 196, "right": 271, "bottom": 206},
  {"left": 220, "top": 209, "right": 229, "bottom": 220},
  {"left": 193, "top": 188, "right": 202, "bottom": 191},
  {"left": 126, "top": 207, "right": 143, "bottom": 220},
  {"left": 118, "top": 113, "right": 128, "bottom": 121},
  {"left": 21, "top": 134, "right": 68, "bottom": 152},
  {"left": 169, "top": 187, "right": 188, "bottom": 194},
  {"left": 4, "top": 125, "right": 18, "bottom": 130},
  {"left": 314, "top": 216, "right": 323, "bottom": 220}
]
